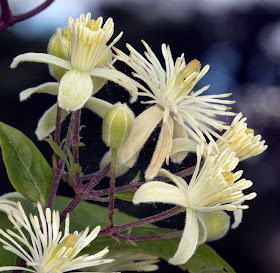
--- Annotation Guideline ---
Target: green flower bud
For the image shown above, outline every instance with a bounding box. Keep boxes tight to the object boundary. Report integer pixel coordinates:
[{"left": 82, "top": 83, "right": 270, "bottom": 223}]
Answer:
[
  {"left": 100, "top": 150, "right": 130, "bottom": 177},
  {"left": 47, "top": 27, "right": 70, "bottom": 81},
  {"left": 102, "top": 103, "right": 134, "bottom": 149},
  {"left": 204, "top": 211, "right": 230, "bottom": 242}
]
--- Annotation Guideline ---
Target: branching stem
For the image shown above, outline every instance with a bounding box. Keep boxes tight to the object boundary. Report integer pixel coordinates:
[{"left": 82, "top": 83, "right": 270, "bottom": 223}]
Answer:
[{"left": 0, "top": 0, "right": 55, "bottom": 31}]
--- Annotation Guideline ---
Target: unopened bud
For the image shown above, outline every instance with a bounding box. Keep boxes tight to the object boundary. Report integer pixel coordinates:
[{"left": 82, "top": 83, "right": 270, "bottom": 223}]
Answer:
[
  {"left": 204, "top": 211, "right": 230, "bottom": 242},
  {"left": 48, "top": 27, "right": 70, "bottom": 80},
  {"left": 102, "top": 103, "right": 134, "bottom": 149}
]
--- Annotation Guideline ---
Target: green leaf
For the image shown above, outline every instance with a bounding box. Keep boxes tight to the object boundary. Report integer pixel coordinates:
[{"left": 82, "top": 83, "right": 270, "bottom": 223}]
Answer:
[
  {"left": 46, "top": 136, "right": 70, "bottom": 171},
  {"left": 183, "top": 244, "right": 235, "bottom": 273},
  {"left": 0, "top": 122, "right": 53, "bottom": 205},
  {"left": 114, "top": 192, "right": 134, "bottom": 202}
]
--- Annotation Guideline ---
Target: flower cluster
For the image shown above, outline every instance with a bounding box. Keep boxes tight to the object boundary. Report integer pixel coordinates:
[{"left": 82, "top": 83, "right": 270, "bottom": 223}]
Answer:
[{"left": 1, "top": 11, "right": 268, "bottom": 271}]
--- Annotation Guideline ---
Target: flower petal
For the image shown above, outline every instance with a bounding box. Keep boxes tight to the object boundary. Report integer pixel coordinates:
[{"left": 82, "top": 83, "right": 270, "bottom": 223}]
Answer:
[
  {"left": 170, "top": 121, "right": 189, "bottom": 163},
  {"left": 231, "top": 209, "right": 243, "bottom": 229},
  {"left": 169, "top": 208, "right": 199, "bottom": 265},
  {"left": 145, "top": 116, "right": 174, "bottom": 180},
  {"left": 90, "top": 67, "right": 138, "bottom": 102},
  {"left": 117, "top": 106, "right": 164, "bottom": 165},
  {"left": 170, "top": 137, "right": 198, "bottom": 163},
  {"left": 197, "top": 213, "right": 207, "bottom": 245},
  {"left": 19, "top": 82, "right": 59, "bottom": 102},
  {"left": 85, "top": 97, "right": 113, "bottom": 118},
  {"left": 133, "top": 182, "right": 188, "bottom": 207},
  {"left": 11, "top": 53, "right": 72, "bottom": 70},
  {"left": 158, "top": 168, "right": 188, "bottom": 192},
  {"left": 58, "top": 69, "right": 93, "bottom": 111},
  {"left": 35, "top": 104, "right": 69, "bottom": 140}
]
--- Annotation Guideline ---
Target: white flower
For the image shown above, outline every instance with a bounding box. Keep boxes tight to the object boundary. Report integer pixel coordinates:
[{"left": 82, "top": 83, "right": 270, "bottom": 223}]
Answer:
[
  {"left": 11, "top": 13, "right": 138, "bottom": 112},
  {"left": 133, "top": 145, "right": 256, "bottom": 265},
  {"left": 115, "top": 41, "right": 235, "bottom": 179},
  {"left": 216, "top": 112, "right": 268, "bottom": 161},
  {"left": 0, "top": 192, "right": 24, "bottom": 222},
  {"left": 91, "top": 250, "right": 159, "bottom": 272},
  {"left": 0, "top": 202, "right": 114, "bottom": 273},
  {"left": 171, "top": 112, "right": 268, "bottom": 162}
]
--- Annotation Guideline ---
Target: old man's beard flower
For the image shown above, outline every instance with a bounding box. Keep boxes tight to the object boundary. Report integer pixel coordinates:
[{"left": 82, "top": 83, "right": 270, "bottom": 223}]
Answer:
[
  {"left": 215, "top": 112, "right": 268, "bottom": 161},
  {"left": 11, "top": 12, "right": 138, "bottom": 112},
  {"left": 133, "top": 145, "right": 256, "bottom": 265},
  {"left": 114, "top": 41, "right": 236, "bottom": 179},
  {"left": 0, "top": 202, "right": 114, "bottom": 273},
  {"left": 171, "top": 112, "right": 268, "bottom": 161}
]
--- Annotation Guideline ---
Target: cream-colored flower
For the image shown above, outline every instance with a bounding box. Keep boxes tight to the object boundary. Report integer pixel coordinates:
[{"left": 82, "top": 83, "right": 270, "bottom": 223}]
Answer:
[
  {"left": 11, "top": 13, "right": 137, "bottom": 112},
  {"left": 171, "top": 112, "right": 268, "bottom": 162},
  {"left": 133, "top": 145, "right": 256, "bottom": 265},
  {"left": 0, "top": 192, "right": 23, "bottom": 221},
  {"left": 0, "top": 202, "right": 114, "bottom": 273},
  {"left": 91, "top": 250, "right": 159, "bottom": 272},
  {"left": 115, "top": 41, "right": 235, "bottom": 179},
  {"left": 216, "top": 112, "right": 267, "bottom": 161}
]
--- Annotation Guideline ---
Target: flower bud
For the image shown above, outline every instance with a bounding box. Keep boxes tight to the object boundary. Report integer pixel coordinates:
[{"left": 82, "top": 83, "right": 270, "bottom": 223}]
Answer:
[
  {"left": 204, "top": 211, "right": 230, "bottom": 242},
  {"left": 47, "top": 27, "right": 70, "bottom": 81},
  {"left": 102, "top": 103, "right": 134, "bottom": 149},
  {"left": 100, "top": 150, "right": 130, "bottom": 177}
]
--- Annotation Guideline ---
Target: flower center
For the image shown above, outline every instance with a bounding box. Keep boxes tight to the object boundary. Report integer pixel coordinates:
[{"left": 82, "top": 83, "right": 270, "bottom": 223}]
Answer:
[
  {"left": 222, "top": 171, "right": 235, "bottom": 186},
  {"left": 176, "top": 59, "right": 201, "bottom": 89},
  {"left": 68, "top": 13, "right": 115, "bottom": 71},
  {"left": 44, "top": 233, "right": 78, "bottom": 270},
  {"left": 246, "top": 128, "right": 254, "bottom": 135}
]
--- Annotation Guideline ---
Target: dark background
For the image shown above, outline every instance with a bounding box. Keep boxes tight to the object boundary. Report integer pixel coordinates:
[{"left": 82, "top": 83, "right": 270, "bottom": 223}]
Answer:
[{"left": 0, "top": 1, "right": 280, "bottom": 272}]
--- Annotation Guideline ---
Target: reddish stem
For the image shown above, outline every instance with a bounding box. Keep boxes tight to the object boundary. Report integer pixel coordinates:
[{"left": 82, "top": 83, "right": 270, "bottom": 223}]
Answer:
[
  {"left": 112, "top": 231, "right": 183, "bottom": 242},
  {"left": 99, "top": 206, "right": 183, "bottom": 236},
  {"left": 60, "top": 194, "right": 82, "bottom": 223},
  {"left": 0, "top": 0, "right": 55, "bottom": 31}
]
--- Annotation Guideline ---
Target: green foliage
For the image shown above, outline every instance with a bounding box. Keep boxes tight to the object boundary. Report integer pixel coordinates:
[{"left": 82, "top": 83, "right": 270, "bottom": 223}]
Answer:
[
  {"left": 0, "top": 122, "right": 53, "bottom": 205},
  {"left": 114, "top": 192, "right": 134, "bottom": 202},
  {"left": 0, "top": 195, "right": 235, "bottom": 272},
  {"left": 53, "top": 196, "right": 235, "bottom": 273},
  {"left": 46, "top": 136, "right": 70, "bottom": 170}
]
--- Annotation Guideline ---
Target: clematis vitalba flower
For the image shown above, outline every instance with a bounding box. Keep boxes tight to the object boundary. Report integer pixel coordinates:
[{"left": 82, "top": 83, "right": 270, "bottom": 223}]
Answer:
[
  {"left": 11, "top": 13, "right": 138, "bottom": 112},
  {"left": 171, "top": 112, "right": 268, "bottom": 161},
  {"left": 0, "top": 202, "right": 114, "bottom": 273},
  {"left": 114, "top": 41, "right": 236, "bottom": 179},
  {"left": 133, "top": 145, "right": 256, "bottom": 265}
]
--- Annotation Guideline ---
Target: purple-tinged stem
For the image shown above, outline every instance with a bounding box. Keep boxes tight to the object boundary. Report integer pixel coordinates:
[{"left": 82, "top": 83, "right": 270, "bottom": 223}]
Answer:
[
  {"left": 0, "top": 0, "right": 54, "bottom": 31},
  {"left": 108, "top": 148, "right": 117, "bottom": 227},
  {"left": 72, "top": 109, "right": 81, "bottom": 164},
  {"left": 112, "top": 231, "right": 183, "bottom": 242},
  {"left": 99, "top": 206, "right": 183, "bottom": 236},
  {"left": 60, "top": 194, "right": 82, "bottom": 223},
  {"left": 84, "top": 163, "right": 111, "bottom": 192},
  {"left": 47, "top": 111, "right": 79, "bottom": 210}
]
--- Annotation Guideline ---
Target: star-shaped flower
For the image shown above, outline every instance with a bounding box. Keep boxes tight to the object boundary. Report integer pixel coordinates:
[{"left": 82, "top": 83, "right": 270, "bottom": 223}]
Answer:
[
  {"left": 171, "top": 112, "right": 268, "bottom": 162},
  {"left": 0, "top": 202, "right": 114, "bottom": 273},
  {"left": 114, "top": 41, "right": 236, "bottom": 179},
  {"left": 11, "top": 13, "right": 138, "bottom": 112},
  {"left": 133, "top": 145, "right": 256, "bottom": 265}
]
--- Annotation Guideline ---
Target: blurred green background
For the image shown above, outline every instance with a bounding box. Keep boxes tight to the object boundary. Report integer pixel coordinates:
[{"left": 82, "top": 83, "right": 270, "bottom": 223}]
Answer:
[{"left": 0, "top": 0, "right": 279, "bottom": 272}]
